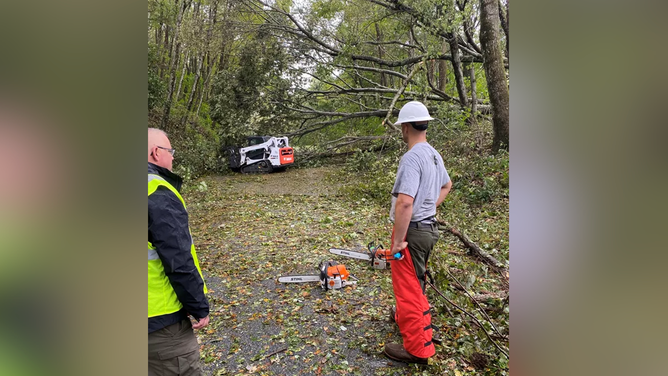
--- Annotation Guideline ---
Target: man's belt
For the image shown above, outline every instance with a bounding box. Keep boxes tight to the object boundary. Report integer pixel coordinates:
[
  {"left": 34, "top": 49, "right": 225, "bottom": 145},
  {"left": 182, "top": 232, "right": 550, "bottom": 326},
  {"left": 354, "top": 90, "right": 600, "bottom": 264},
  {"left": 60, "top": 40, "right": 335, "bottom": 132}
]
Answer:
[{"left": 408, "top": 216, "right": 436, "bottom": 229}]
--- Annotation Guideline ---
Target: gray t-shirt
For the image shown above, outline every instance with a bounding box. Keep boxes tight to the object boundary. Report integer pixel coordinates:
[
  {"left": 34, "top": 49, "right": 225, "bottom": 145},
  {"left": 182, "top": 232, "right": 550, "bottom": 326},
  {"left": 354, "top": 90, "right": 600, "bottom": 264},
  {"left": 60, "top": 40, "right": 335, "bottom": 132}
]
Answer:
[{"left": 390, "top": 142, "right": 450, "bottom": 222}]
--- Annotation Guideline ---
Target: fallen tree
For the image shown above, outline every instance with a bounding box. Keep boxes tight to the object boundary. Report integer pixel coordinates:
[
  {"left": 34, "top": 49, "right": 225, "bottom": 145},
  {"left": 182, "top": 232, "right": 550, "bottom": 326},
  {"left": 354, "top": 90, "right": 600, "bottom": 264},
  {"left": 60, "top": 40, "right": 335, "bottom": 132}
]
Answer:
[{"left": 436, "top": 219, "right": 508, "bottom": 275}]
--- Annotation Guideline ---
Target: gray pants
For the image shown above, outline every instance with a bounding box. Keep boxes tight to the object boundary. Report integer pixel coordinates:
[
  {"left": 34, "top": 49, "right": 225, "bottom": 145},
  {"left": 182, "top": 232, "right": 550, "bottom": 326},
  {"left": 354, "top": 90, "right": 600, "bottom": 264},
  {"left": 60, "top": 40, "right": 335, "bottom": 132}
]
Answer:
[
  {"left": 149, "top": 319, "right": 203, "bottom": 376},
  {"left": 405, "top": 223, "right": 440, "bottom": 290}
]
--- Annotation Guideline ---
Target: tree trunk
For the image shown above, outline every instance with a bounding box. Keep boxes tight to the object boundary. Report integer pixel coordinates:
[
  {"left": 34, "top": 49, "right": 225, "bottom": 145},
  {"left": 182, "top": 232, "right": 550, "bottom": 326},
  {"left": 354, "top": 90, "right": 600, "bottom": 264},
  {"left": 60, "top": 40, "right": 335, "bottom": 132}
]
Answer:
[
  {"left": 183, "top": 54, "right": 203, "bottom": 124},
  {"left": 196, "top": 0, "right": 217, "bottom": 113},
  {"left": 374, "top": 23, "right": 387, "bottom": 87},
  {"left": 499, "top": 1, "right": 509, "bottom": 39},
  {"left": 175, "top": 51, "right": 189, "bottom": 102},
  {"left": 448, "top": 35, "right": 468, "bottom": 108},
  {"left": 480, "top": 0, "right": 510, "bottom": 152},
  {"left": 161, "top": 0, "right": 190, "bottom": 129},
  {"left": 427, "top": 60, "right": 435, "bottom": 90},
  {"left": 438, "top": 40, "right": 448, "bottom": 92},
  {"left": 159, "top": 25, "right": 170, "bottom": 78},
  {"left": 468, "top": 63, "right": 478, "bottom": 122},
  {"left": 217, "top": 0, "right": 232, "bottom": 72},
  {"left": 499, "top": 0, "right": 509, "bottom": 61},
  {"left": 408, "top": 28, "right": 415, "bottom": 58}
]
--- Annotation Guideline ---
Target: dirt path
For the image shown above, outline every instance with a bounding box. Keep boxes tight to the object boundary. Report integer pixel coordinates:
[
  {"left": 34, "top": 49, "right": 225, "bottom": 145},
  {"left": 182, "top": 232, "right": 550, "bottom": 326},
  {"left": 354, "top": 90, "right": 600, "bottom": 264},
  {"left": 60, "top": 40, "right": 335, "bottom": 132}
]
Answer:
[{"left": 186, "top": 167, "right": 421, "bottom": 375}]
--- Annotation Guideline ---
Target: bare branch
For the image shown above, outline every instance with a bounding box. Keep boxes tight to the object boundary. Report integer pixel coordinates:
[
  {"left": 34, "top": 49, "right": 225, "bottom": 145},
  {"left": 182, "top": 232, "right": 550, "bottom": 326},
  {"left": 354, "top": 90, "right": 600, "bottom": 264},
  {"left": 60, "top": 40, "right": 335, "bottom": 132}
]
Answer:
[
  {"left": 256, "top": 0, "right": 341, "bottom": 54},
  {"left": 332, "top": 64, "right": 407, "bottom": 80},
  {"left": 303, "top": 87, "right": 447, "bottom": 101},
  {"left": 352, "top": 69, "right": 387, "bottom": 88},
  {"left": 463, "top": 20, "right": 483, "bottom": 54},
  {"left": 427, "top": 280, "right": 509, "bottom": 359},
  {"left": 282, "top": 106, "right": 392, "bottom": 118},
  {"left": 444, "top": 268, "right": 505, "bottom": 339},
  {"left": 437, "top": 219, "right": 508, "bottom": 274},
  {"left": 302, "top": 71, "right": 346, "bottom": 91},
  {"left": 380, "top": 62, "right": 424, "bottom": 132},
  {"left": 322, "top": 135, "right": 387, "bottom": 150},
  {"left": 362, "top": 40, "right": 423, "bottom": 50},
  {"left": 426, "top": 65, "right": 457, "bottom": 102}
]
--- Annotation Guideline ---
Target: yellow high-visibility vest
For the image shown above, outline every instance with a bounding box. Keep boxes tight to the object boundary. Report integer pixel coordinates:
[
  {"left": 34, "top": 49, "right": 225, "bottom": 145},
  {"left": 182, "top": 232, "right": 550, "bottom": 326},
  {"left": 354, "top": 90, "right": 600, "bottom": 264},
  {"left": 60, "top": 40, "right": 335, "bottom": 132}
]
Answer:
[{"left": 148, "top": 174, "right": 207, "bottom": 318}]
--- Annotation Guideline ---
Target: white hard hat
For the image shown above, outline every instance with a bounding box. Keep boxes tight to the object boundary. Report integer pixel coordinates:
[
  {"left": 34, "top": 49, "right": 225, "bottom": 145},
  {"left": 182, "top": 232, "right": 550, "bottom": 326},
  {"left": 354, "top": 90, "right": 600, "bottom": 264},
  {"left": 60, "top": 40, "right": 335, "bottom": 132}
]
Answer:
[{"left": 394, "top": 101, "right": 434, "bottom": 126}]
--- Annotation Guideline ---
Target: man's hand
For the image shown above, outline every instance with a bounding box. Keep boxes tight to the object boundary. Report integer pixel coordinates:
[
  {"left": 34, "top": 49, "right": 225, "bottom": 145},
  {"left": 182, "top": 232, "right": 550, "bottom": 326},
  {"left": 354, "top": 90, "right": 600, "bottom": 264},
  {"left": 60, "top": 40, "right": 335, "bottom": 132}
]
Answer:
[
  {"left": 391, "top": 241, "right": 408, "bottom": 255},
  {"left": 192, "top": 315, "right": 210, "bottom": 330}
]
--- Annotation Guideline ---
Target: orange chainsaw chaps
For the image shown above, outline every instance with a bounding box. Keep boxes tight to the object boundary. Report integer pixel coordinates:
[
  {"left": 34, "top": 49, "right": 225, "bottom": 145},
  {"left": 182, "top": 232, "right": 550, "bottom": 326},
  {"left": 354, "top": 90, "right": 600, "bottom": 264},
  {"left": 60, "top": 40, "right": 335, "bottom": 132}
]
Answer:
[{"left": 390, "top": 230, "right": 435, "bottom": 359}]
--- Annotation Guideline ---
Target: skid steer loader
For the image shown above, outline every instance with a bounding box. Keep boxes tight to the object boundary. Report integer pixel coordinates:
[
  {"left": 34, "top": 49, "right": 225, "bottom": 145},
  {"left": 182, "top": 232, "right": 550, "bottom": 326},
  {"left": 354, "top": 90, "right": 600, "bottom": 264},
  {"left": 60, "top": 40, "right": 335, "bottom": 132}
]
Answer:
[{"left": 228, "top": 136, "right": 294, "bottom": 174}]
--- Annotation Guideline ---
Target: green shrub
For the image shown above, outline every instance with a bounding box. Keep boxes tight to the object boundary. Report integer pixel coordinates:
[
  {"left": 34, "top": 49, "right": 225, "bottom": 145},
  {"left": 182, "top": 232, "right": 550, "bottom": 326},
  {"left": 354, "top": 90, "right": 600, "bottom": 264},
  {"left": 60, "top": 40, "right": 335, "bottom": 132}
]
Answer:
[{"left": 149, "top": 108, "right": 223, "bottom": 182}]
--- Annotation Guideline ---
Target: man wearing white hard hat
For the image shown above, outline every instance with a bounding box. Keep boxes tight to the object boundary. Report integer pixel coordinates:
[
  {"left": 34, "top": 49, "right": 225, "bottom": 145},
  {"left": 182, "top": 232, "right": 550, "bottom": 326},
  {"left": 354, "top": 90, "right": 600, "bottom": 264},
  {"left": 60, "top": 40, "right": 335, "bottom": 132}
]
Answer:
[{"left": 384, "top": 101, "right": 452, "bottom": 364}]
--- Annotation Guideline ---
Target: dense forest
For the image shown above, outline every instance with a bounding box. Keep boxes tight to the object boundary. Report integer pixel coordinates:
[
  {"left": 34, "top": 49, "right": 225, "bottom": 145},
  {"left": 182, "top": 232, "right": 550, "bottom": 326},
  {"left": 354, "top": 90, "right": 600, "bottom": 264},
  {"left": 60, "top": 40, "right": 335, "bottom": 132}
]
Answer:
[
  {"left": 148, "top": 0, "right": 509, "bottom": 374},
  {"left": 148, "top": 0, "right": 508, "bottom": 178}
]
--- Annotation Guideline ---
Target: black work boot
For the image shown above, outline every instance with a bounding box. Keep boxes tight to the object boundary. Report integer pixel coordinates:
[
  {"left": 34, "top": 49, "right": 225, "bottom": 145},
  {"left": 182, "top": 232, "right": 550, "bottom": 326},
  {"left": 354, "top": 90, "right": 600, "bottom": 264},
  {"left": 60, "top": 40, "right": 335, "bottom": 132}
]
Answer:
[
  {"left": 389, "top": 305, "right": 397, "bottom": 323},
  {"left": 383, "top": 343, "right": 429, "bottom": 365}
]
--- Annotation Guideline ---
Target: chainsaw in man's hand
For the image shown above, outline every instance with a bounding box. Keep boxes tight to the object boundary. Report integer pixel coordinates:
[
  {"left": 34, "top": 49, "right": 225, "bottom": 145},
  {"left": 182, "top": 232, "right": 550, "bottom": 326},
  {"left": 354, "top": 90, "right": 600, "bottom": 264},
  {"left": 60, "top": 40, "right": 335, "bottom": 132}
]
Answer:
[{"left": 329, "top": 241, "right": 403, "bottom": 270}]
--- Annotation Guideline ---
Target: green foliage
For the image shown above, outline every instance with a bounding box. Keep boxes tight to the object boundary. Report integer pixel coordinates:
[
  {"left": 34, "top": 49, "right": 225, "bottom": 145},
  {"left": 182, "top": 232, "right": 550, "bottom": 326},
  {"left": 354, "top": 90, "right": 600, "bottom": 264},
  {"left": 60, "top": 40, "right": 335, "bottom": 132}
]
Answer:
[
  {"left": 172, "top": 119, "right": 221, "bottom": 181},
  {"left": 209, "top": 25, "right": 299, "bottom": 147},
  {"left": 346, "top": 150, "right": 380, "bottom": 172},
  {"left": 445, "top": 151, "right": 508, "bottom": 208},
  {"left": 148, "top": 44, "right": 166, "bottom": 110},
  {"left": 148, "top": 103, "right": 222, "bottom": 181},
  {"left": 339, "top": 147, "right": 400, "bottom": 206}
]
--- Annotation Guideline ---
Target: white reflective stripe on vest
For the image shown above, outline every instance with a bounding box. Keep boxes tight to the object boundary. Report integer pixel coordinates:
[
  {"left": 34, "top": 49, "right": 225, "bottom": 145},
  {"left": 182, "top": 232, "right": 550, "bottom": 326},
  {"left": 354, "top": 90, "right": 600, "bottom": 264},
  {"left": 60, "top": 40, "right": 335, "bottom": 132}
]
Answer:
[
  {"left": 148, "top": 174, "right": 165, "bottom": 183},
  {"left": 148, "top": 248, "right": 159, "bottom": 260}
]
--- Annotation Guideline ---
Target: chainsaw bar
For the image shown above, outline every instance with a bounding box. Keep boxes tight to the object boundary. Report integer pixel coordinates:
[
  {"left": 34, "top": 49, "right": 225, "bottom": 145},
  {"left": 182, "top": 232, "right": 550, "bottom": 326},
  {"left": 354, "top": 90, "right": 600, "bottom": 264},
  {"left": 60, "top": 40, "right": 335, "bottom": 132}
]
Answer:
[
  {"left": 328, "top": 248, "right": 372, "bottom": 261},
  {"left": 329, "top": 242, "right": 403, "bottom": 270},
  {"left": 278, "top": 260, "right": 358, "bottom": 290},
  {"left": 277, "top": 275, "right": 321, "bottom": 283}
]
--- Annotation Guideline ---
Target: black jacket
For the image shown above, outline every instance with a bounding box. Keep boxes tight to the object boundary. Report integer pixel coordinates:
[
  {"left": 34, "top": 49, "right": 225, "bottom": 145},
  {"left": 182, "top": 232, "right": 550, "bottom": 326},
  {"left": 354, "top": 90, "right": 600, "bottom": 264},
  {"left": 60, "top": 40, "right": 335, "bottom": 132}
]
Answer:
[{"left": 148, "top": 163, "right": 209, "bottom": 333}]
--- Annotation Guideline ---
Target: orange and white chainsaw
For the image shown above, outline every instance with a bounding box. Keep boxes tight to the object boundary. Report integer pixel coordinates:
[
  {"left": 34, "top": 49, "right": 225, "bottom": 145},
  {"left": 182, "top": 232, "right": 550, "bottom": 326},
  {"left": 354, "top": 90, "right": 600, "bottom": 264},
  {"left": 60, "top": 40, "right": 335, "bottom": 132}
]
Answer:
[
  {"left": 329, "top": 241, "right": 403, "bottom": 270},
  {"left": 278, "top": 260, "right": 357, "bottom": 290}
]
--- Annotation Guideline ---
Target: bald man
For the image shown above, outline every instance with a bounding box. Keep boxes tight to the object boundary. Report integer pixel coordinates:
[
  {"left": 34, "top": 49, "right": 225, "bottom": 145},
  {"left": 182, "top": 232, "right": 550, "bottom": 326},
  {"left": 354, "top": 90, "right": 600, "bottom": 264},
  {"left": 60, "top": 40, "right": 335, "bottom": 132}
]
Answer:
[{"left": 148, "top": 128, "right": 210, "bottom": 376}]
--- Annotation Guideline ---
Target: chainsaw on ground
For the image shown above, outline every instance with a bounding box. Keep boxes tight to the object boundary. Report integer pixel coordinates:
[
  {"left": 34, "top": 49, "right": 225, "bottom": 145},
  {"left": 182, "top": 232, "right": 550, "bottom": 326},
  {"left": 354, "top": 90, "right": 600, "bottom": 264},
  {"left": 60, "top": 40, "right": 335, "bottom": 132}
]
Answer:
[
  {"left": 277, "top": 260, "right": 357, "bottom": 290},
  {"left": 329, "top": 241, "right": 403, "bottom": 270}
]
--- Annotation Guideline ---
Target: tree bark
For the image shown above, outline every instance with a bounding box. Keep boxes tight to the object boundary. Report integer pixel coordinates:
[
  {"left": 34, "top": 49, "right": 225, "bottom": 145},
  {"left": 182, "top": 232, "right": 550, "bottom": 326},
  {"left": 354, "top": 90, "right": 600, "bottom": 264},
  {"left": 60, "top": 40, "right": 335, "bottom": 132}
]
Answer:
[
  {"left": 183, "top": 54, "right": 203, "bottom": 124},
  {"left": 448, "top": 35, "right": 468, "bottom": 108},
  {"left": 374, "top": 23, "right": 387, "bottom": 87},
  {"left": 473, "top": 291, "right": 508, "bottom": 302},
  {"left": 194, "top": 0, "right": 218, "bottom": 116},
  {"left": 480, "top": 0, "right": 509, "bottom": 152},
  {"left": 499, "top": 0, "right": 509, "bottom": 60},
  {"left": 437, "top": 219, "right": 507, "bottom": 272},
  {"left": 175, "top": 51, "right": 189, "bottom": 102},
  {"left": 438, "top": 40, "right": 448, "bottom": 92},
  {"left": 160, "top": 25, "right": 170, "bottom": 79},
  {"left": 468, "top": 63, "right": 478, "bottom": 123},
  {"left": 161, "top": 0, "right": 190, "bottom": 129},
  {"left": 381, "top": 62, "right": 423, "bottom": 133},
  {"left": 427, "top": 60, "right": 435, "bottom": 90}
]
